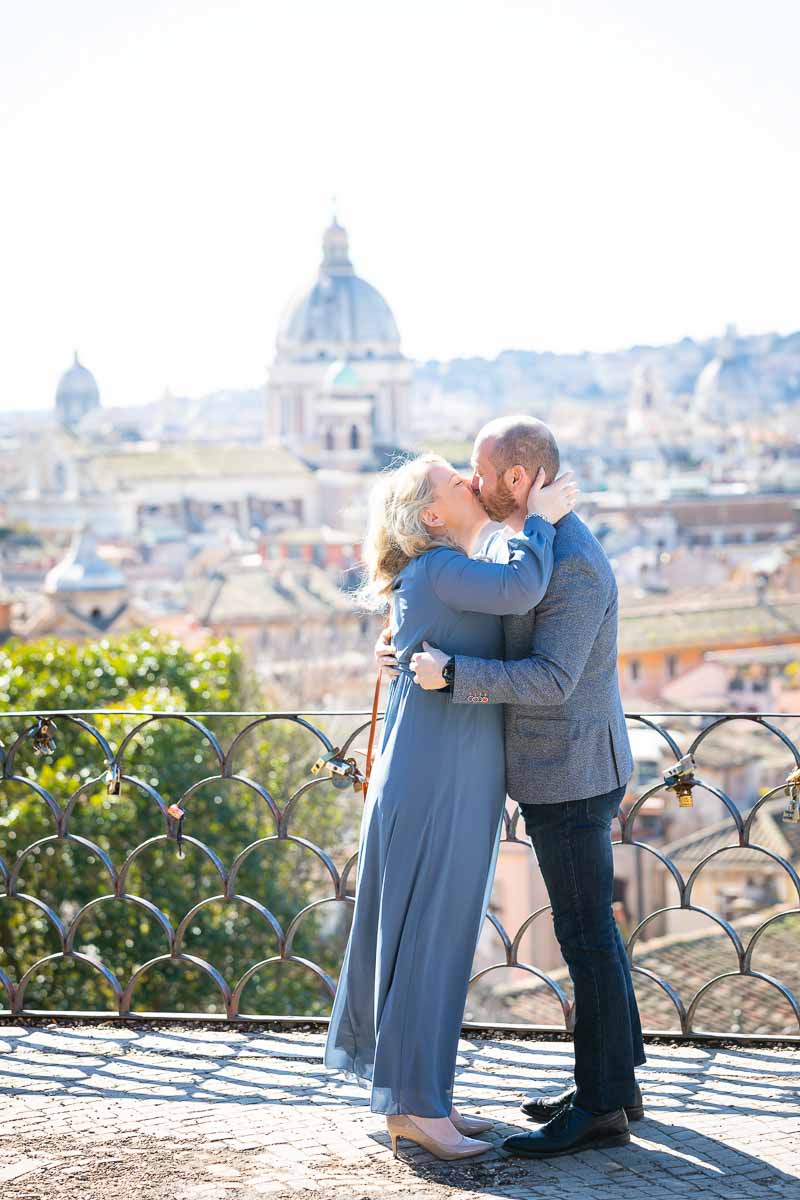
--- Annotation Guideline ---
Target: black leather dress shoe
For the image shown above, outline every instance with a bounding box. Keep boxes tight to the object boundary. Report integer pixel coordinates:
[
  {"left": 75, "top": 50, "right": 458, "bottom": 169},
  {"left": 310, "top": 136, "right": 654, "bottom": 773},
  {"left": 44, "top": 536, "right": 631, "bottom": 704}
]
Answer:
[
  {"left": 503, "top": 1102, "right": 630, "bottom": 1158},
  {"left": 521, "top": 1080, "right": 643, "bottom": 1123}
]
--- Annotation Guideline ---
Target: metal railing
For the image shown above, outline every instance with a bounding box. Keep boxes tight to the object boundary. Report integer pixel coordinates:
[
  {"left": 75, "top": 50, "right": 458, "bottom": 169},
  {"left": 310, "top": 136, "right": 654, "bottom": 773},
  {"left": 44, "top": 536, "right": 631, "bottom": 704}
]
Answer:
[{"left": 0, "top": 709, "right": 798, "bottom": 1042}]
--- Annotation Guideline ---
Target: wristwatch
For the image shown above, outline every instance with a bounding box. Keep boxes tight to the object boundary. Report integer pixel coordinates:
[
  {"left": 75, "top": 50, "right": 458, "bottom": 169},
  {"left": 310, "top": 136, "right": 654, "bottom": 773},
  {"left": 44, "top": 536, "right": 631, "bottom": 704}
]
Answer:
[{"left": 441, "top": 656, "right": 455, "bottom": 692}]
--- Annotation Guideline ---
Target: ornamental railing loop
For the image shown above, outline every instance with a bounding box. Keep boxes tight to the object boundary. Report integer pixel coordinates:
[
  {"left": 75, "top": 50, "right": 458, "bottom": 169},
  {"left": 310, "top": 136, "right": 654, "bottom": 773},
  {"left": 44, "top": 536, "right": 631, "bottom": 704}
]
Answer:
[{"left": 0, "top": 709, "right": 798, "bottom": 1042}]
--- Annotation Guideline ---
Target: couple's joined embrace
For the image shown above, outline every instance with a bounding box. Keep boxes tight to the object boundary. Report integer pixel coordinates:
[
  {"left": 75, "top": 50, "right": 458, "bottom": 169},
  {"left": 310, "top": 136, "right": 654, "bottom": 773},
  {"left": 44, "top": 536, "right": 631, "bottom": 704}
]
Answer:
[{"left": 323, "top": 416, "right": 646, "bottom": 1162}]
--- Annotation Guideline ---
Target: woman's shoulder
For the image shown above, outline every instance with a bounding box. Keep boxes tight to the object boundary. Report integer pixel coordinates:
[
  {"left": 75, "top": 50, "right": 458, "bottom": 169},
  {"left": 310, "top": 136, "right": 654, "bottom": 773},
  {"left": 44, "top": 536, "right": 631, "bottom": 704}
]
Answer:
[{"left": 421, "top": 545, "right": 466, "bottom": 572}]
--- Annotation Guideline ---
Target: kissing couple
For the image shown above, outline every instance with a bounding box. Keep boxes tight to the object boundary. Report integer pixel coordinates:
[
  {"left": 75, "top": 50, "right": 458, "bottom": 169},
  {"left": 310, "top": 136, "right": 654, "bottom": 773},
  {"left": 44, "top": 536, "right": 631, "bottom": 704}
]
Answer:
[{"left": 323, "top": 415, "right": 646, "bottom": 1162}]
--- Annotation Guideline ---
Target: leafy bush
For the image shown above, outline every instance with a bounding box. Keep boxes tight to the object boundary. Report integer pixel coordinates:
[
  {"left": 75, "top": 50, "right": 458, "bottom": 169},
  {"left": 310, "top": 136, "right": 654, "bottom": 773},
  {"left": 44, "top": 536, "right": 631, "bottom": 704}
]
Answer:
[{"left": 0, "top": 632, "right": 357, "bottom": 1016}]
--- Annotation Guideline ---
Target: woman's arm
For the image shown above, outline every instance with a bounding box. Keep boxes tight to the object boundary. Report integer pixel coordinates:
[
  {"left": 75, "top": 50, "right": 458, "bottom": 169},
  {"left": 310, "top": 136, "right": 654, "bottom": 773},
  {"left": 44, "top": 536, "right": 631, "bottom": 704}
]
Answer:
[{"left": 426, "top": 515, "right": 555, "bottom": 616}]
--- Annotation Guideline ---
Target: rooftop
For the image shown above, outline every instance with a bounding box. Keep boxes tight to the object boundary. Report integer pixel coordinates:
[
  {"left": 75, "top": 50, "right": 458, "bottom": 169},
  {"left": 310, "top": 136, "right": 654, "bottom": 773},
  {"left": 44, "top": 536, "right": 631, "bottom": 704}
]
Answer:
[
  {"left": 190, "top": 559, "right": 356, "bottom": 624},
  {"left": 89, "top": 444, "right": 311, "bottom": 486},
  {"left": 1, "top": 1022, "right": 798, "bottom": 1200},
  {"left": 619, "top": 591, "right": 800, "bottom": 653}
]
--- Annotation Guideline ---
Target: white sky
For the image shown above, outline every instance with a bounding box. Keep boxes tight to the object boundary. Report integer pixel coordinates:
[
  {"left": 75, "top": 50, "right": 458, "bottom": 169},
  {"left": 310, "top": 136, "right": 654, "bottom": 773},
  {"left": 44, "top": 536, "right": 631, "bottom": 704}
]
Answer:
[{"left": 1, "top": 0, "right": 798, "bottom": 411}]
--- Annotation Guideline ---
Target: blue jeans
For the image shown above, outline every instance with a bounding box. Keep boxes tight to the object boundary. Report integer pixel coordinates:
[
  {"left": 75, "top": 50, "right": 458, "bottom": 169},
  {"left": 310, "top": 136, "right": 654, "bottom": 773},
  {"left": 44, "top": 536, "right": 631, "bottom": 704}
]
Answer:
[{"left": 519, "top": 785, "right": 646, "bottom": 1114}]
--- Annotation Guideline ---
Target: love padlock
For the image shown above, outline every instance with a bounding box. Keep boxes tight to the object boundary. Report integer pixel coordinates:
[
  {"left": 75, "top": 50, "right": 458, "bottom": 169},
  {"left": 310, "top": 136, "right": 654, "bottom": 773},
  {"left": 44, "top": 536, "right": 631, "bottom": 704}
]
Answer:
[{"left": 783, "top": 767, "right": 800, "bottom": 823}]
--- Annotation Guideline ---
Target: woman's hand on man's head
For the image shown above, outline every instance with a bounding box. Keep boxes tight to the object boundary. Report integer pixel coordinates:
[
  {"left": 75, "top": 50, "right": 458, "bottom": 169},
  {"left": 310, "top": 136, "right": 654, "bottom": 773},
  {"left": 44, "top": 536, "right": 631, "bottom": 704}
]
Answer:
[{"left": 527, "top": 468, "right": 579, "bottom": 523}]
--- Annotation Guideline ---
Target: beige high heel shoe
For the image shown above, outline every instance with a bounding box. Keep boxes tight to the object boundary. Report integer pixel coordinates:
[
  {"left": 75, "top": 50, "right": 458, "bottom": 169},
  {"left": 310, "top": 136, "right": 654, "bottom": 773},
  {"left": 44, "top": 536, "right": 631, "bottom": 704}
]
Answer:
[
  {"left": 386, "top": 1114, "right": 491, "bottom": 1161},
  {"left": 450, "top": 1107, "right": 495, "bottom": 1135}
]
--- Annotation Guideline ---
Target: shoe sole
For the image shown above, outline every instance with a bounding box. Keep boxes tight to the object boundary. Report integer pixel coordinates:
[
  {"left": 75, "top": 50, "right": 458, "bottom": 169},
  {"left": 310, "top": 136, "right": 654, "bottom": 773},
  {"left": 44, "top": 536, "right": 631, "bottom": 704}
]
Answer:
[
  {"left": 504, "top": 1130, "right": 631, "bottom": 1158},
  {"left": 522, "top": 1104, "right": 644, "bottom": 1123}
]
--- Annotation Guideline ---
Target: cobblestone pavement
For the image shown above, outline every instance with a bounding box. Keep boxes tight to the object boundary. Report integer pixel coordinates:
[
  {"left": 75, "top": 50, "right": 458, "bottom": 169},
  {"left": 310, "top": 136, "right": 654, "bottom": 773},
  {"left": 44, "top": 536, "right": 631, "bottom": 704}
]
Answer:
[{"left": 1, "top": 1023, "right": 798, "bottom": 1200}]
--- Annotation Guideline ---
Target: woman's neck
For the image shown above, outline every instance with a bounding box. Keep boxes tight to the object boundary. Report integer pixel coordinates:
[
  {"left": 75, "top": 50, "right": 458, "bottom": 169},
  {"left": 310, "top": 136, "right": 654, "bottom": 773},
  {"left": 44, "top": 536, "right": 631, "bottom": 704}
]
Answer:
[{"left": 454, "top": 514, "right": 494, "bottom": 557}]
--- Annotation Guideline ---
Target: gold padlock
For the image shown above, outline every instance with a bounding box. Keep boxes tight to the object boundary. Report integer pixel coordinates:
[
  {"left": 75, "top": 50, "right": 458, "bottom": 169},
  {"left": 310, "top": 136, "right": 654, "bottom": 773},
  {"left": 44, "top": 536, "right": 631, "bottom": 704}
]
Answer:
[
  {"left": 783, "top": 766, "right": 800, "bottom": 822},
  {"left": 663, "top": 754, "right": 696, "bottom": 809},
  {"left": 32, "top": 718, "right": 57, "bottom": 757},
  {"left": 311, "top": 748, "right": 339, "bottom": 775}
]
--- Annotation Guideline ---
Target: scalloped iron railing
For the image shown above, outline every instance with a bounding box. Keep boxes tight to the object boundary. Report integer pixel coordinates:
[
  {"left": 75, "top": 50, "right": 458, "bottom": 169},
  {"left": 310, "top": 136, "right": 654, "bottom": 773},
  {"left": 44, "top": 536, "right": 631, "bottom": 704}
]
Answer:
[{"left": 0, "top": 708, "right": 798, "bottom": 1043}]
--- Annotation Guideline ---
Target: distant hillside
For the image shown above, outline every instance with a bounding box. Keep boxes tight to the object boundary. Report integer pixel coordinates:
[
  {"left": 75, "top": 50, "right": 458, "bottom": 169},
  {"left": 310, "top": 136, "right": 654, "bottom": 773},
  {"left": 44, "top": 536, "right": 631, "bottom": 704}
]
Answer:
[{"left": 414, "top": 329, "right": 800, "bottom": 411}]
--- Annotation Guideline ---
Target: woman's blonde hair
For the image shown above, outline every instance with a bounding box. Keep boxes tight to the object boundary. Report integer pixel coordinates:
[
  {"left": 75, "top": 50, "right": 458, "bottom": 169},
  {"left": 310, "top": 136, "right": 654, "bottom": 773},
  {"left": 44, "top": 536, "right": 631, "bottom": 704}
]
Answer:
[{"left": 361, "top": 453, "right": 458, "bottom": 605}]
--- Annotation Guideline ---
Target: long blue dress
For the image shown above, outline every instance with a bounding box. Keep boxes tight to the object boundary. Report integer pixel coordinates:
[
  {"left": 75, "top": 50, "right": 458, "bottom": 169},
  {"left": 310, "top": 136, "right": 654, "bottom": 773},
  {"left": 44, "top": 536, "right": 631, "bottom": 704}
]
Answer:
[{"left": 323, "top": 516, "right": 555, "bottom": 1117}]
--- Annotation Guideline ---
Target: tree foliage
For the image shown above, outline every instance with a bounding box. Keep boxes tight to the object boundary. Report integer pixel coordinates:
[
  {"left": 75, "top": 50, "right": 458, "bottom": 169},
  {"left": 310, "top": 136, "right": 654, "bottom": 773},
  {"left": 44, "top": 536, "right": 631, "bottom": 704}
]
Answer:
[{"left": 0, "top": 631, "right": 357, "bottom": 1017}]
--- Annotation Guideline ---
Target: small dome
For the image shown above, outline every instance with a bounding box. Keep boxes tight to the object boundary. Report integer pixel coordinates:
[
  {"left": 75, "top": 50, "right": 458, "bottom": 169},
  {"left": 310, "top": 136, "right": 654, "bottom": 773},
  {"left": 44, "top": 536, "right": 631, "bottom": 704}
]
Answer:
[
  {"left": 278, "top": 220, "right": 400, "bottom": 349},
  {"left": 56, "top": 352, "right": 100, "bottom": 406},
  {"left": 45, "top": 528, "right": 127, "bottom": 594},
  {"left": 694, "top": 353, "right": 759, "bottom": 421},
  {"left": 323, "top": 360, "right": 360, "bottom": 391},
  {"left": 55, "top": 352, "right": 101, "bottom": 428}
]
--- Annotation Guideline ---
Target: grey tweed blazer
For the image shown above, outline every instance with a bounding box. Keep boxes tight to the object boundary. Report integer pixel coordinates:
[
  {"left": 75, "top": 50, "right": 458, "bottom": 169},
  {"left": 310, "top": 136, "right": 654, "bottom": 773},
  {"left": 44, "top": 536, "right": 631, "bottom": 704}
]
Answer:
[{"left": 452, "top": 512, "right": 634, "bottom": 805}]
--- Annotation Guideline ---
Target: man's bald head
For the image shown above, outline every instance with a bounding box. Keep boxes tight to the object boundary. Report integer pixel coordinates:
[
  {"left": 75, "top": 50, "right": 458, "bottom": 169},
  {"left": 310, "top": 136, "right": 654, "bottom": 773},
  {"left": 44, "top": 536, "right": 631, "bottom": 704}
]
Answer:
[{"left": 476, "top": 416, "right": 560, "bottom": 484}]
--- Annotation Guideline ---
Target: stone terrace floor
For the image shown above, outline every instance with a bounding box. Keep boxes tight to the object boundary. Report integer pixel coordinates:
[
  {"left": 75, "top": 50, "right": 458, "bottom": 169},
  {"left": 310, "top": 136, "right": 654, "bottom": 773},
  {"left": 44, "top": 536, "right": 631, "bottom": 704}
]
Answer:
[{"left": 1, "top": 1022, "right": 798, "bottom": 1200}]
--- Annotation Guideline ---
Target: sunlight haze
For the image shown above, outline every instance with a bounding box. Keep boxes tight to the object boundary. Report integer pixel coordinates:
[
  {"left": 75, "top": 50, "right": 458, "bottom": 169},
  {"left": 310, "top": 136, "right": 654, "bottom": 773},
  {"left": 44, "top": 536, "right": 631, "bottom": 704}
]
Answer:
[{"left": 1, "top": 0, "right": 798, "bottom": 410}]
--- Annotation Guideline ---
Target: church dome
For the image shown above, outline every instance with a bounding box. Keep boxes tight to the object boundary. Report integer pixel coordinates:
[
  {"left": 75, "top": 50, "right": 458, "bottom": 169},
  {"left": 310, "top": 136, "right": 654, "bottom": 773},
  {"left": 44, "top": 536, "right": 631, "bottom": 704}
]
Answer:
[
  {"left": 45, "top": 528, "right": 127, "bottom": 594},
  {"left": 278, "top": 220, "right": 400, "bottom": 351},
  {"left": 694, "top": 328, "right": 759, "bottom": 421},
  {"left": 55, "top": 352, "right": 101, "bottom": 428}
]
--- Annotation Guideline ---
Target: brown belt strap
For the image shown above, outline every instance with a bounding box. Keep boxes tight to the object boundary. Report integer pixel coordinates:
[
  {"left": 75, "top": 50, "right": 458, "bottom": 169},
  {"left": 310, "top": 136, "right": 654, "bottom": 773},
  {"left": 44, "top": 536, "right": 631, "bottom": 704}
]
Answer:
[{"left": 363, "top": 616, "right": 390, "bottom": 799}]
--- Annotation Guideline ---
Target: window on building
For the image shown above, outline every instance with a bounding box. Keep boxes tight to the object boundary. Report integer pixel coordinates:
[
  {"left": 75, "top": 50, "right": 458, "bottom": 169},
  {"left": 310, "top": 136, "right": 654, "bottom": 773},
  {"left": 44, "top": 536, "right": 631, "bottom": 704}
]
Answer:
[
  {"left": 325, "top": 428, "right": 335, "bottom": 451},
  {"left": 667, "top": 654, "right": 678, "bottom": 679},
  {"left": 630, "top": 660, "right": 641, "bottom": 682},
  {"left": 350, "top": 424, "right": 360, "bottom": 450}
]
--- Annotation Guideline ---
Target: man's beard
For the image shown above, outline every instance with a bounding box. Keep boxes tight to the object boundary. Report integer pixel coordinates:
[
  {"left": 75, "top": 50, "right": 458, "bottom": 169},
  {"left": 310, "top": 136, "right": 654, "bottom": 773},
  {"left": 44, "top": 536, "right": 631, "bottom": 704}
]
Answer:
[{"left": 480, "top": 477, "right": 517, "bottom": 523}]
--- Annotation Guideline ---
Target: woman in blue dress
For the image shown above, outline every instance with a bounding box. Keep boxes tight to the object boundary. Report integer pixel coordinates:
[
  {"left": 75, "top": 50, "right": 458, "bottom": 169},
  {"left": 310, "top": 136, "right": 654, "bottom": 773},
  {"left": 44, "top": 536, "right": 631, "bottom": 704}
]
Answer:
[{"left": 323, "top": 453, "right": 575, "bottom": 1161}]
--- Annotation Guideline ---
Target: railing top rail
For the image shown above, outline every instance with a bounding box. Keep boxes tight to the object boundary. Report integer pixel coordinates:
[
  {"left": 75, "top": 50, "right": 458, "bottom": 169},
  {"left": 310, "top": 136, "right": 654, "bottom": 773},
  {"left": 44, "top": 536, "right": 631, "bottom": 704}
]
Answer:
[{"left": 2, "top": 708, "right": 800, "bottom": 720}]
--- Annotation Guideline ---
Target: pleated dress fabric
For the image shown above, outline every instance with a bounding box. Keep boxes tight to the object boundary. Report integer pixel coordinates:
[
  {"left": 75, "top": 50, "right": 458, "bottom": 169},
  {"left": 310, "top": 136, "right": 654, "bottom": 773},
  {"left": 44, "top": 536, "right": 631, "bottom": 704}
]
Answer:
[{"left": 323, "top": 520, "right": 554, "bottom": 1116}]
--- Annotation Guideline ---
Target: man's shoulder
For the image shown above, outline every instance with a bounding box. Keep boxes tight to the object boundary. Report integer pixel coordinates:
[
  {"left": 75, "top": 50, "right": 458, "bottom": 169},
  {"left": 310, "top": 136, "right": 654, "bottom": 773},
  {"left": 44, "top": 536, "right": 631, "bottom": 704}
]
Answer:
[{"left": 554, "top": 514, "right": 608, "bottom": 567}]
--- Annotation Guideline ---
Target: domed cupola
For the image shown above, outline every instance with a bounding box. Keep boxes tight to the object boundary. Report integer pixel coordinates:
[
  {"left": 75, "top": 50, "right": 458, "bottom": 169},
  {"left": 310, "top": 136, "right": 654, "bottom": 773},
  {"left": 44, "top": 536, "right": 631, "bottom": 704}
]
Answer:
[
  {"left": 694, "top": 325, "right": 760, "bottom": 423},
  {"left": 277, "top": 219, "right": 401, "bottom": 354},
  {"left": 265, "top": 217, "right": 413, "bottom": 459},
  {"left": 44, "top": 527, "right": 127, "bottom": 595},
  {"left": 55, "top": 352, "right": 101, "bottom": 431},
  {"left": 41, "top": 527, "right": 129, "bottom": 632}
]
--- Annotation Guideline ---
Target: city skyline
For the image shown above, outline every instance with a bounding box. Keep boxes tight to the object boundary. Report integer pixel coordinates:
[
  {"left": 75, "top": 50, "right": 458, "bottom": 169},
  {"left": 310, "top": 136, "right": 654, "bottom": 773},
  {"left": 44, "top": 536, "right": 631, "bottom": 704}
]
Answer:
[{"left": 2, "top": 0, "right": 799, "bottom": 411}]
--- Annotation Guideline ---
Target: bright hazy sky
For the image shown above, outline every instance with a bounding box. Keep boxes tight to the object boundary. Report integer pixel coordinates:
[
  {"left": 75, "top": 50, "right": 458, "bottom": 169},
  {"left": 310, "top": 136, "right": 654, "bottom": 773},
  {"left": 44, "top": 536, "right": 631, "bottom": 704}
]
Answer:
[{"left": 2, "top": 0, "right": 798, "bottom": 410}]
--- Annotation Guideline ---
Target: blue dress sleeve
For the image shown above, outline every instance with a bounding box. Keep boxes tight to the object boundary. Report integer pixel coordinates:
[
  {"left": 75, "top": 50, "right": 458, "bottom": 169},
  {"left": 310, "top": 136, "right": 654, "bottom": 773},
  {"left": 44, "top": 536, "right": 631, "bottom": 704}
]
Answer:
[{"left": 425, "top": 515, "right": 555, "bottom": 616}]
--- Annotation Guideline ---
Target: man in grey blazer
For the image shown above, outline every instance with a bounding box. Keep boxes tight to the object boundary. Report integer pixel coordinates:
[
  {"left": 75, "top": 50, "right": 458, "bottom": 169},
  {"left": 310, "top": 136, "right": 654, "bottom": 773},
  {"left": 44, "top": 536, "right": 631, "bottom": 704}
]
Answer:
[{"left": 406, "top": 416, "right": 647, "bottom": 1158}]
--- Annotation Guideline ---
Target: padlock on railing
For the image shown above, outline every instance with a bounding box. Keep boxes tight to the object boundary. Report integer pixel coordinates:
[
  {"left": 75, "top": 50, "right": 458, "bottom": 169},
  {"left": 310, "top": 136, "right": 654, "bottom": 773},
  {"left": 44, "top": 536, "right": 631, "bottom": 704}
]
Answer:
[
  {"left": 166, "top": 803, "right": 185, "bottom": 857},
  {"left": 663, "top": 753, "right": 697, "bottom": 808},
  {"left": 783, "top": 767, "right": 800, "bottom": 823},
  {"left": 311, "top": 747, "right": 366, "bottom": 793},
  {"left": 31, "top": 718, "right": 57, "bottom": 757},
  {"left": 106, "top": 762, "right": 122, "bottom": 795}
]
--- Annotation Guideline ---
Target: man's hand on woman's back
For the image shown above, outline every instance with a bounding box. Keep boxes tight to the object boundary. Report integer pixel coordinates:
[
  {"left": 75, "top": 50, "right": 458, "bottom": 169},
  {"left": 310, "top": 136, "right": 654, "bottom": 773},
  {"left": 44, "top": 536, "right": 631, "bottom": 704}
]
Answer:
[{"left": 374, "top": 625, "right": 399, "bottom": 679}]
